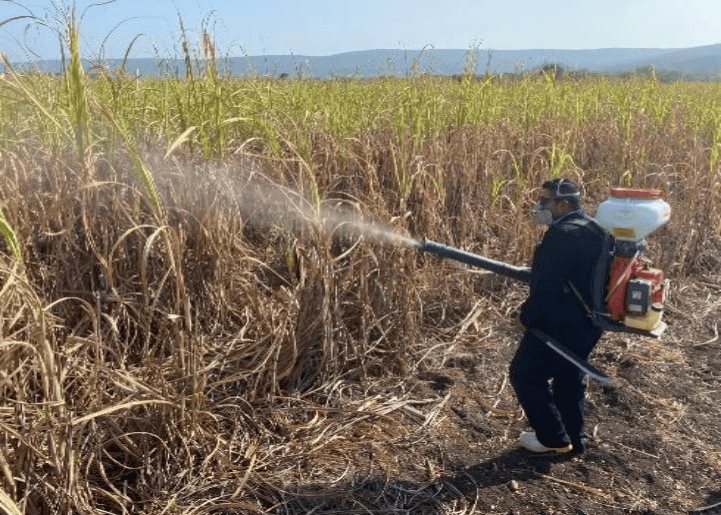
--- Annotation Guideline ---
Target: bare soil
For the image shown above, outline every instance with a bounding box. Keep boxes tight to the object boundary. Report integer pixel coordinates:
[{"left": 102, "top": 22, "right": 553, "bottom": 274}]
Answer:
[{"left": 271, "top": 276, "right": 721, "bottom": 514}]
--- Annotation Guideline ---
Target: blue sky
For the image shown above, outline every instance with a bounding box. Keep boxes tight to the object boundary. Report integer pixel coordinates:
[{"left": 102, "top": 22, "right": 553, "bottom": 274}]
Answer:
[{"left": 2, "top": 0, "right": 721, "bottom": 61}]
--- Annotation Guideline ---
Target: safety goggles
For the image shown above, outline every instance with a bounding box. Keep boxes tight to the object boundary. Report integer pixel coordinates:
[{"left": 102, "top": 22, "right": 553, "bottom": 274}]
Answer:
[{"left": 549, "top": 178, "right": 580, "bottom": 199}]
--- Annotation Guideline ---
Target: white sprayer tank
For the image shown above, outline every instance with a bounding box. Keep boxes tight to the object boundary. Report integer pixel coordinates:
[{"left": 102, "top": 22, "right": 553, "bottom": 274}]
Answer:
[{"left": 594, "top": 188, "right": 671, "bottom": 241}]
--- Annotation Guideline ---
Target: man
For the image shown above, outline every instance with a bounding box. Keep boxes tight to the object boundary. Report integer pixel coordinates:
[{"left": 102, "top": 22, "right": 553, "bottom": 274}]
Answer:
[{"left": 510, "top": 178, "right": 606, "bottom": 454}]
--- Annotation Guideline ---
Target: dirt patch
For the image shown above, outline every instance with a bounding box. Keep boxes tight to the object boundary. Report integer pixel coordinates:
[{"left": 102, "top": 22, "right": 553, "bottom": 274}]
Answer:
[{"left": 273, "top": 277, "right": 721, "bottom": 514}]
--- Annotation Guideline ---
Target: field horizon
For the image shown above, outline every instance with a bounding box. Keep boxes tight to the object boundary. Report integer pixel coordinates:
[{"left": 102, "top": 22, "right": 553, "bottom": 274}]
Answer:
[{"left": 5, "top": 43, "right": 721, "bottom": 80}]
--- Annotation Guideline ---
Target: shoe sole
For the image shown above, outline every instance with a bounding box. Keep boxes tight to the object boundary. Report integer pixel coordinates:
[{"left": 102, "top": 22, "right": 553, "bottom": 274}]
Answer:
[{"left": 520, "top": 445, "right": 574, "bottom": 454}]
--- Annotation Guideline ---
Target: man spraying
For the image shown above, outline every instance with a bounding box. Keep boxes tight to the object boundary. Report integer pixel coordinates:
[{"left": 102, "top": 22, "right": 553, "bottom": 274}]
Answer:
[
  {"left": 511, "top": 178, "right": 608, "bottom": 454},
  {"left": 417, "top": 178, "right": 670, "bottom": 453}
]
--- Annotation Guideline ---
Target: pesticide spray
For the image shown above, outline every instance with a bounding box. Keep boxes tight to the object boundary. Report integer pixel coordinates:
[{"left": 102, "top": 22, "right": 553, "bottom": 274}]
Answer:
[{"left": 218, "top": 166, "right": 420, "bottom": 250}]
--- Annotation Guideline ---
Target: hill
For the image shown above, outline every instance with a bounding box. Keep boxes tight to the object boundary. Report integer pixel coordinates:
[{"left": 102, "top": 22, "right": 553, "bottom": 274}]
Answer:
[{"left": 5, "top": 44, "right": 721, "bottom": 79}]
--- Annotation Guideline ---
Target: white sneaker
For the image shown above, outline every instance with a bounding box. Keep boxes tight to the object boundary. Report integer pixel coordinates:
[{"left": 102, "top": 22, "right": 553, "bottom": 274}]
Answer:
[{"left": 519, "top": 431, "right": 573, "bottom": 454}]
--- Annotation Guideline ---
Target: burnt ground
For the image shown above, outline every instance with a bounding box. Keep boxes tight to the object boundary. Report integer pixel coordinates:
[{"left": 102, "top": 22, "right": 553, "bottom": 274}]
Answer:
[{"left": 270, "top": 276, "right": 721, "bottom": 515}]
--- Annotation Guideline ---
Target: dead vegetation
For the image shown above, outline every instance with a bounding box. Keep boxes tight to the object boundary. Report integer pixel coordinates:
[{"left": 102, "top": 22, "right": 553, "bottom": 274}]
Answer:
[{"left": 0, "top": 113, "right": 719, "bottom": 513}]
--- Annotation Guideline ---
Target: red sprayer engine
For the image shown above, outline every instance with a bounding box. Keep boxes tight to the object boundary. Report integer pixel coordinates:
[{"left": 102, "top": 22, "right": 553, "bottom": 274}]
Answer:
[{"left": 595, "top": 188, "right": 671, "bottom": 334}]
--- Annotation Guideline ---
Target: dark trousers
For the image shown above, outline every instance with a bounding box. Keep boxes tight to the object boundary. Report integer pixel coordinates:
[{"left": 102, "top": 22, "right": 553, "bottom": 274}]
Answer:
[{"left": 509, "top": 330, "right": 599, "bottom": 449}]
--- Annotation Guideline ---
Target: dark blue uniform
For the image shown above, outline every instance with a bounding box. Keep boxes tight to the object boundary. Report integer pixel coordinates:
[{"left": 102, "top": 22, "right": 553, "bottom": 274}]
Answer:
[{"left": 510, "top": 210, "right": 604, "bottom": 451}]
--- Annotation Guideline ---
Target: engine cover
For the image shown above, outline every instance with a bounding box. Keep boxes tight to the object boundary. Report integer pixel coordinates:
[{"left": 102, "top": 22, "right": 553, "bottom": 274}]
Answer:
[{"left": 606, "top": 257, "right": 666, "bottom": 327}]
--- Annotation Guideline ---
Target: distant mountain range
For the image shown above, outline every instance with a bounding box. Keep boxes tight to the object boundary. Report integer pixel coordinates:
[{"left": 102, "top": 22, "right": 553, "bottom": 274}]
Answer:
[{"left": 5, "top": 44, "right": 721, "bottom": 79}]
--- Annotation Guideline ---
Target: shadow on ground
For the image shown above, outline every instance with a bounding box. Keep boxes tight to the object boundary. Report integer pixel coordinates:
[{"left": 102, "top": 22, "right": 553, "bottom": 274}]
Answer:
[{"left": 273, "top": 447, "right": 630, "bottom": 514}]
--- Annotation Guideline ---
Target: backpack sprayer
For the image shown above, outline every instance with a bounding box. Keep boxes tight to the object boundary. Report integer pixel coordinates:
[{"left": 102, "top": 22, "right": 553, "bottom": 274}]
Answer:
[
  {"left": 417, "top": 187, "right": 671, "bottom": 337},
  {"left": 594, "top": 188, "right": 670, "bottom": 334}
]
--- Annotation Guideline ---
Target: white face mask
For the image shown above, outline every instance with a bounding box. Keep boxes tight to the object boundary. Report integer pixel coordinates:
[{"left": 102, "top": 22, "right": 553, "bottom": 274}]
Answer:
[{"left": 531, "top": 202, "right": 553, "bottom": 226}]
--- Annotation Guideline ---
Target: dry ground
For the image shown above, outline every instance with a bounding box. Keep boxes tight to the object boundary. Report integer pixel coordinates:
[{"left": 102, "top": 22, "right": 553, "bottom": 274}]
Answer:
[{"left": 268, "top": 274, "right": 721, "bottom": 515}]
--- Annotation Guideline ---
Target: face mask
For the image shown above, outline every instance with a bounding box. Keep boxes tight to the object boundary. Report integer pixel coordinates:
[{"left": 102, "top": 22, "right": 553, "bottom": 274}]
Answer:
[{"left": 531, "top": 202, "right": 553, "bottom": 226}]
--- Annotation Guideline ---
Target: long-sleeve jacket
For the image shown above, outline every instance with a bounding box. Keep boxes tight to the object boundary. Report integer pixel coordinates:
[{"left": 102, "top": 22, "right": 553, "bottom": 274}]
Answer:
[{"left": 520, "top": 210, "right": 604, "bottom": 350}]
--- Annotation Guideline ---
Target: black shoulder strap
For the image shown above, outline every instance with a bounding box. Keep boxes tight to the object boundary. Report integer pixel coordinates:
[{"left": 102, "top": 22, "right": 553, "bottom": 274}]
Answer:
[
  {"left": 564, "top": 214, "right": 616, "bottom": 328},
  {"left": 565, "top": 213, "right": 607, "bottom": 238}
]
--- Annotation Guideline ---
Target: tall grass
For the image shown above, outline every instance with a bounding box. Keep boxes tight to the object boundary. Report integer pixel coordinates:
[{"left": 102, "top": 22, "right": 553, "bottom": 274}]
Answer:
[
  {"left": 0, "top": 24, "right": 720, "bottom": 513},
  {"left": 65, "top": 8, "right": 90, "bottom": 162}
]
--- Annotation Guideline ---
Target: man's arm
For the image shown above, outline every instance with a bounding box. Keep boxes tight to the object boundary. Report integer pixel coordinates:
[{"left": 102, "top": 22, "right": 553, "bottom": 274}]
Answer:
[{"left": 519, "top": 226, "right": 583, "bottom": 328}]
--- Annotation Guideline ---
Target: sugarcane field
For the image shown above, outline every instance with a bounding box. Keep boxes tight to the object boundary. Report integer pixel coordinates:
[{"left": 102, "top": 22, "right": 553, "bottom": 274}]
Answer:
[{"left": 1, "top": 8, "right": 721, "bottom": 515}]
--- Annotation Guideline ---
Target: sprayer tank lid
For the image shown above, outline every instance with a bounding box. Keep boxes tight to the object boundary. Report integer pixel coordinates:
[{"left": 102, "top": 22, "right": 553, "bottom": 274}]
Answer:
[{"left": 609, "top": 188, "right": 663, "bottom": 200}]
